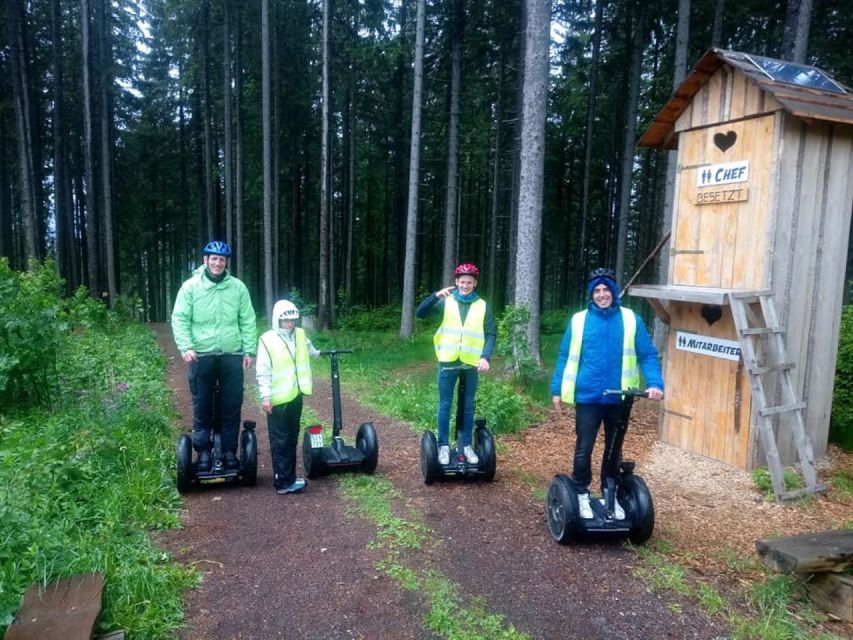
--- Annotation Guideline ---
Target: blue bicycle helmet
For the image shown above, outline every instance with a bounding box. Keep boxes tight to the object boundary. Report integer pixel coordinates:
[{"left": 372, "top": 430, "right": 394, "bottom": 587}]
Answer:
[{"left": 203, "top": 240, "right": 231, "bottom": 257}]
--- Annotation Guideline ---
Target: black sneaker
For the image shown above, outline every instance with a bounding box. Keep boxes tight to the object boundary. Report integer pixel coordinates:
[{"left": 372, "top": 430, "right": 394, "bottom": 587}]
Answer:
[
  {"left": 196, "top": 449, "right": 212, "bottom": 472},
  {"left": 276, "top": 479, "right": 307, "bottom": 494},
  {"left": 224, "top": 451, "right": 240, "bottom": 470}
]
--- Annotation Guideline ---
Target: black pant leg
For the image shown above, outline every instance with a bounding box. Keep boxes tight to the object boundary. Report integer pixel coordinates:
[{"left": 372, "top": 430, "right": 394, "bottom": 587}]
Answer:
[
  {"left": 599, "top": 402, "right": 632, "bottom": 491},
  {"left": 190, "top": 357, "right": 215, "bottom": 452},
  {"left": 268, "top": 395, "right": 303, "bottom": 488},
  {"left": 571, "top": 403, "right": 604, "bottom": 492},
  {"left": 218, "top": 354, "right": 245, "bottom": 453}
]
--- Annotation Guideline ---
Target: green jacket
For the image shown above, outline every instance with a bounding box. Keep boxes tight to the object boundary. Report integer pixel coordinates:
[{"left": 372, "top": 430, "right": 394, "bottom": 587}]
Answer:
[{"left": 171, "top": 266, "right": 257, "bottom": 356}]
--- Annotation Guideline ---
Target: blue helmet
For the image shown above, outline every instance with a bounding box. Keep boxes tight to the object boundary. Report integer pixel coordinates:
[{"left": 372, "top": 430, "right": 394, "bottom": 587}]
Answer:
[{"left": 203, "top": 240, "right": 231, "bottom": 257}]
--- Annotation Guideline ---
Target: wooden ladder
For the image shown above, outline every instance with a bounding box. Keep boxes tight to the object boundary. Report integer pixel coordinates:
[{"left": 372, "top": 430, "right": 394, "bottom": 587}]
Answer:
[{"left": 728, "top": 291, "right": 828, "bottom": 501}]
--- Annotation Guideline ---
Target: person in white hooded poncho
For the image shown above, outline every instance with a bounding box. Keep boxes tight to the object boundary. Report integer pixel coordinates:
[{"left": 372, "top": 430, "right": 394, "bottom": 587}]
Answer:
[{"left": 256, "top": 299, "right": 320, "bottom": 494}]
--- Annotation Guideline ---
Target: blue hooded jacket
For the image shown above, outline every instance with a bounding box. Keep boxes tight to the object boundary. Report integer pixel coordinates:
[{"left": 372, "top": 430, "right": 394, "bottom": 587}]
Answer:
[{"left": 549, "top": 275, "right": 664, "bottom": 404}]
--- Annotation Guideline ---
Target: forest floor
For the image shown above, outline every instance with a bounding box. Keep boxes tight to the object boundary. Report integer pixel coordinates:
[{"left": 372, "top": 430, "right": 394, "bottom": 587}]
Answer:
[{"left": 152, "top": 324, "right": 853, "bottom": 640}]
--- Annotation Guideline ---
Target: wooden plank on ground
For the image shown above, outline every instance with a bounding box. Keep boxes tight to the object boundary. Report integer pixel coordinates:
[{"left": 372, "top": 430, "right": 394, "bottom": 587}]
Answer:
[
  {"left": 755, "top": 530, "right": 853, "bottom": 574},
  {"left": 806, "top": 573, "right": 853, "bottom": 622},
  {"left": 4, "top": 573, "right": 104, "bottom": 640}
]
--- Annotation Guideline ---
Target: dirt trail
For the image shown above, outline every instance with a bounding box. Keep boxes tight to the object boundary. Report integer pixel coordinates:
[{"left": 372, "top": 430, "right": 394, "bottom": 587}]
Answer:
[{"left": 154, "top": 324, "right": 730, "bottom": 640}]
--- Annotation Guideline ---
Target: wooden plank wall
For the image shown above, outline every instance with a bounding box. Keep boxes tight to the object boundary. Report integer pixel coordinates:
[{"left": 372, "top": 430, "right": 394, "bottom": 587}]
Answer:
[
  {"left": 661, "top": 303, "right": 753, "bottom": 468},
  {"left": 670, "top": 115, "right": 775, "bottom": 290},
  {"left": 674, "top": 67, "right": 782, "bottom": 133},
  {"left": 767, "top": 116, "right": 853, "bottom": 465}
]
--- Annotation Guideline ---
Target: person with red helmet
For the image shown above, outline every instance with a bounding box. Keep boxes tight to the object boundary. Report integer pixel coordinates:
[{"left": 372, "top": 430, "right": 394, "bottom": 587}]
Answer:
[{"left": 416, "top": 263, "right": 497, "bottom": 465}]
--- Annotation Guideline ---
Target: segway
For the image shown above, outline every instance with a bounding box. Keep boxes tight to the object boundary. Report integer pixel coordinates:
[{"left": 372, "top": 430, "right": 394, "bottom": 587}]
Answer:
[
  {"left": 301, "top": 349, "right": 379, "bottom": 478},
  {"left": 420, "top": 365, "right": 497, "bottom": 484},
  {"left": 546, "top": 388, "right": 655, "bottom": 545},
  {"left": 176, "top": 354, "right": 258, "bottom": 493}
]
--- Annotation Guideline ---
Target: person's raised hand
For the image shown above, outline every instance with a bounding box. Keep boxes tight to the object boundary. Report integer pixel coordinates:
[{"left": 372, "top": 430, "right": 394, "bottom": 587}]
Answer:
[{"left": 436, "top": 286, "right": 456, "bottom": 299}]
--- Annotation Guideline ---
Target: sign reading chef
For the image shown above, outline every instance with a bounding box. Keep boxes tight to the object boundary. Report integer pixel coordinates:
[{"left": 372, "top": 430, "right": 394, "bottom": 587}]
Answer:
[{"left": 696, "top": 160, "right": 750, "bottom": 188}]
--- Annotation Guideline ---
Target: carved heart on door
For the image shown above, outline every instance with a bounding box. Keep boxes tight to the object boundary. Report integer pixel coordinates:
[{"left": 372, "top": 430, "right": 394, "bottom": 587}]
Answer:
[{"left": 713, "top": 131, "right": 737, "bottom": 152}]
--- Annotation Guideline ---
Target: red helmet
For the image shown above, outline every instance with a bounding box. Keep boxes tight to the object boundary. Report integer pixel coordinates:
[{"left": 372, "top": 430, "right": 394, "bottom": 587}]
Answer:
[{"left": 454, "top": 263, "right": 480, "bottom": 277}]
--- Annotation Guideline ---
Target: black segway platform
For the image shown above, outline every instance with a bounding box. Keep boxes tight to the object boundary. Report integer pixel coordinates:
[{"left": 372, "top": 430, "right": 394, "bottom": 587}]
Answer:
[
  {"left": 547, "top": 389, "right": 654, "bottom": 545},
  {"left": 420, "top": 366, "right": 496, "bottom": 484},
  {"left": 176, "top": 357, "right": 258, "bottom": 492},
  {"left": 301, "top": 349, "right": 379, "bottom": 478}
]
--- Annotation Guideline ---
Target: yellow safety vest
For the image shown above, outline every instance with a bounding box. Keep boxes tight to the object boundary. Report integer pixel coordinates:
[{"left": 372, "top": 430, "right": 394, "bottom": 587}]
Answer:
[
  {"left": 560, "top": 307, "right": 639, "bottom": 404},
  {"left": 261, "top": 328, "right": 313, "bottom": 405},
  {"left": 434, "top": 297, "right": 487, "bottom": 366}
]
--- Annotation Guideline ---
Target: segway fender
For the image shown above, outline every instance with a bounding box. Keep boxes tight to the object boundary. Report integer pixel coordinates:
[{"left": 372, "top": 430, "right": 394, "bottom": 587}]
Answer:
[
  {"left": 302, "top": 425, "right": 325, "bottom": 479},
  {"left": 240, "top": 428, "right": 258, "bottom": 486},
  {"left": 176, "top": 433, "right": 193, "bottom": 494},
  {"left": 356, "top": 422, "right": 379, "bottom": 474},
  {"left": 620, "top": 474, "right": 655, "bottom": 544},
  {"left": 420, "top": 431, "right": 440, "bottom": 485},
  {"left": 547, "top": 474, "right": 584, "bottom": 544},
  {"left": 475, "top": 424, "right": 496, "bottom": 481}
]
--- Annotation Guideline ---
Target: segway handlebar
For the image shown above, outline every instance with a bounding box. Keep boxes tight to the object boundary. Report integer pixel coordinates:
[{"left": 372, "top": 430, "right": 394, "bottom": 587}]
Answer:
[
  {"left": 318, "top": 349, "right": 354, "bottom": 356},
  {"left": 603, "top": 388, "right": 650, "bottom": 399}
]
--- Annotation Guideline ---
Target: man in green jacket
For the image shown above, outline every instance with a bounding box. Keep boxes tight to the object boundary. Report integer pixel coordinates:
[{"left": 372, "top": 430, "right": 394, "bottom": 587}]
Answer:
[{"left": 171, "top": 241, "right": 257, "bottom": 472}]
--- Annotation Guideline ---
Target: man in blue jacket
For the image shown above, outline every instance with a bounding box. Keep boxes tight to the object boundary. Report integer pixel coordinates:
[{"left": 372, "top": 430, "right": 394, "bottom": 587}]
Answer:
[{"left": 550, "top": 268, "right": 663, "bottom": 520}]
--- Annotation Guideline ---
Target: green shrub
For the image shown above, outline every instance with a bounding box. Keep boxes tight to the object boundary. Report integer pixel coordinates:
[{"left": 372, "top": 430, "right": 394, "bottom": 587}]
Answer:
[{"left": 830, "top": 305, "right": 853, "bottom": 450}]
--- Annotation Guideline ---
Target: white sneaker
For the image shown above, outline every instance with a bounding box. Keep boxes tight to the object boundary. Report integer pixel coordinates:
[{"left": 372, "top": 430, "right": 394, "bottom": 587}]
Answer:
[
  {"left": 577, "top": 493, "right": 593, "bottom": 519},
  {"left": 600, "top": 497, "right": 626, "bottom": 520},
  {"left": 438, "top": 445, "right": 450, "bottom": 465},
  {"left": 463, "top": 445, "right": 479, "bottom": 465}
]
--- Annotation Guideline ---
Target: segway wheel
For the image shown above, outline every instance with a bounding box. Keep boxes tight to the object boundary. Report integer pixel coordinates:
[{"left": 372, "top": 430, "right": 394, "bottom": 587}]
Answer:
[
  {"left": 420, "top": 431, "right": 440, "bottom": 485},
  {"left": 240, "top": 428, "right": 258, "bottom": 487},
  {"left": 475, "top": 425, "right": 496, "bottom": 481},
  {"left": 356, "top": 422, "right": 379, "bottom": 474},
  {"left": 620, "top": 474, "right": 655, "bottom": 544},
  {"left": 176, "top": 434, "right": 193, "bottom": 494},
  {"left": 302, "top": 426, "right": 325, "bottom": 479},
  {"left": 547, "top": 474, "right": 583, "bottom": 545}
]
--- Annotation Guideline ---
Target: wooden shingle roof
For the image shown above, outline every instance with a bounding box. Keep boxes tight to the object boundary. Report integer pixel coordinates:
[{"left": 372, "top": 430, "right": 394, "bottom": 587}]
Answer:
[{"left": 639, "top": 48, "right": 853, "bottom": 150}]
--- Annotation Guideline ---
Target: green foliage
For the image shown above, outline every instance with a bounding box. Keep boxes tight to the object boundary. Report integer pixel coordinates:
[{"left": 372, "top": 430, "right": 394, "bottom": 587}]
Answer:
[
  {"left": 830, "top": 469, "right": 853, "bottom": 499},
  {"left": 830, "top": 305, "right": 853, "bottom": 450},
  {"left": 0, "top": 276, "right": 194, "bottom": 638},
  {"left": 751, "top": 468, "right": 805, "bottom": 501},
  {"left": 336, "top": 305, "right": 404, "bottom": 332},
  {"left": 539, "top": 309, "right": 571, "bottom": 335},
  {"left": 496, "top": 306, "right": 538, "bottom": 385}
]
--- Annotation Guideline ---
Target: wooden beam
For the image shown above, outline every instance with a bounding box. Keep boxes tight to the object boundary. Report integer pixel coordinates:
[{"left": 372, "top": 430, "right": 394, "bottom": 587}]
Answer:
[
  {"left": 5, "top": 573, "right": 104, "bottom": 640},
  {"left": 756, "top": 530, "right": 853, "bottom": 574},
  {"left": 806, "top": 573, "right": 853, "bottom": 622}
]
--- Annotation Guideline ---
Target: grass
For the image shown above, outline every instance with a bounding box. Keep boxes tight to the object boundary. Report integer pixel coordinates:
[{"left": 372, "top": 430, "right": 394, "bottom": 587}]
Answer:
[
  {"left": 830, "top": 469, "right": 853, "bottom": 499},
  {"left": 339, "top": 474, "right": 530, "bottom": 640},
  {"left": 0, "top": 321, "right": 196, "bottom": 638}
]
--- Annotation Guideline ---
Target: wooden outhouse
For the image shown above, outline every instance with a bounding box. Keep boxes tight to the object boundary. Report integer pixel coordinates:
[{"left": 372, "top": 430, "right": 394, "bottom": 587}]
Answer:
[{"left": 630, "top": 49, "right": 853, "bottom": 498}]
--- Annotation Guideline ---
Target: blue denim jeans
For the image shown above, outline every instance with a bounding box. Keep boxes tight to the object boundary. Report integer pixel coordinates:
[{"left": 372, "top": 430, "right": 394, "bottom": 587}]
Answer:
[
  {"left": 189, "top": 353, "right": 245, "bottom": 454},
  {"left": 437, "top": 365, "right": 479, "bottom": 448},
  {"left": 571, "top": 402, "right": 631, "bottom": 493}
]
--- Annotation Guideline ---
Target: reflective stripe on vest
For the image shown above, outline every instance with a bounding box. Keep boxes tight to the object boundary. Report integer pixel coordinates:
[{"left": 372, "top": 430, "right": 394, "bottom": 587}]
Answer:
[
  {"left": 262, "top": 328, "right": 313, "bottom": 405},
  {"left": 433, "top": 297, "right": 487, "bottom": 366},
  {"left": 560, "top": 307, "right": 639, "bottom": 404}
]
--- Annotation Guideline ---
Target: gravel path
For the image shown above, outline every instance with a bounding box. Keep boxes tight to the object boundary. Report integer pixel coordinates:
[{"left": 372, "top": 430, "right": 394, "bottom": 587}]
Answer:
[{"left": 154, "top": 324, "right": 730, "bottom": 640}]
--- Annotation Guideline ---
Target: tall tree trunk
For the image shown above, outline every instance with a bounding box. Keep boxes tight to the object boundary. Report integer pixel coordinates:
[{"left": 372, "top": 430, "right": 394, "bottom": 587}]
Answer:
[
  {"left": 98, "top": 0, "right": 116, "bottom": 304},
  {"left": 202, "top": 0, "right": 215, "bottom": 239},
  {"left": 318, "top": 0, "right": 332, "bottom": 330},
  {"left": 52, "top": 0, "right": 73, "bottom": 287},
  {"left": 656, "top": 0, "right": 690, "bottom": 348},
  {"left": 441, "top": 0, "right": 464, "bottom": 284},
  {"left": 578, "top": 0, "right": 604, "bottom": 298},
  {"left": 234, "top": 6, "right": 245, "bottom": 278},
  {"left": 506, "top": 3, "right": 526, "bottom": 305},
  {"left": 80, "top": 0, "right": 100, "bottom": 294},
  {"left": 487, "top": 52, "right": 505, "bottom": 305},
  {"left": 783, "top": 0, "right": 813, "bottom": 63},
  {"left": 223, "top": 0, "right": 234, "bottom": 247},
  {"left": 7, "top": 0, "right": 38, "bottom": 263},
  {"left": 514, "top": 0, "right": 550, "bottom": 364},
  {"left": 614, "top": 2, "right": 647, "bottom": 283},
  {"left": 711, "top": 0, "right": 725, "bottom": 46},
  {"left": 261, "top": 0, "right": 273, "bottom": 318},
  {"left": 344, "top": 1, "right": 358, "bottom": 305},
  {"left": 399, "top": 0, "right": 426, "bottom": 338}
]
